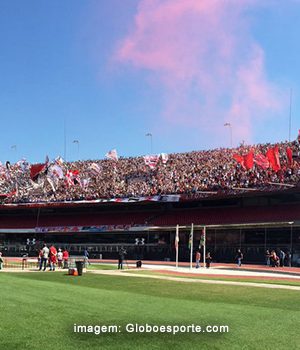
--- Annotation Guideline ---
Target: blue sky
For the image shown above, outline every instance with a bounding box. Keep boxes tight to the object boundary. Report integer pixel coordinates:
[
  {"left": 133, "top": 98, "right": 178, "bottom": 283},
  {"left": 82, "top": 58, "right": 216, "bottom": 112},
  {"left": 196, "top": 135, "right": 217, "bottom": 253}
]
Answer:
[{"left": 1, "top": 0, "right": 300, "bottom": 163}]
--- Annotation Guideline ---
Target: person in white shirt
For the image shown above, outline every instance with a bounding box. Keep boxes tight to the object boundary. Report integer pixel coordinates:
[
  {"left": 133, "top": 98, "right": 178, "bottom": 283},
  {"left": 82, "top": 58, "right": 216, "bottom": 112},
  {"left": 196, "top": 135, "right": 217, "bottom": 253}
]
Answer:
[
  {"left": 39, "top": 244, "right": 49, "bottom": 271},
  {"left": 57, "top": 248, "right": 63, "bottom": 269}
]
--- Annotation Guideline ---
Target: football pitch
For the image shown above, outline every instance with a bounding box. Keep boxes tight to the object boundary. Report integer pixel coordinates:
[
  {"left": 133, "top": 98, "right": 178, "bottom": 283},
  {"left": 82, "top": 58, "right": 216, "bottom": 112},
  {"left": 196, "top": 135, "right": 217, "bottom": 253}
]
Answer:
[{"left": 0, "top": 271, "right": 299, "bottom": 350}]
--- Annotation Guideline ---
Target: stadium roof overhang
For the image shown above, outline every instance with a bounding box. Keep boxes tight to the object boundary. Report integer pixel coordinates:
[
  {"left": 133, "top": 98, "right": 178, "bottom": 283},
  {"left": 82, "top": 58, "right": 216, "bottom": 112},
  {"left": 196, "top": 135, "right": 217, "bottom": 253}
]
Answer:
[
  {"left": 0, "top": 221, "right": 297, "bottom": 234},
  {"left": 144, "top": 221, "right": 298, "bottom": 231}
]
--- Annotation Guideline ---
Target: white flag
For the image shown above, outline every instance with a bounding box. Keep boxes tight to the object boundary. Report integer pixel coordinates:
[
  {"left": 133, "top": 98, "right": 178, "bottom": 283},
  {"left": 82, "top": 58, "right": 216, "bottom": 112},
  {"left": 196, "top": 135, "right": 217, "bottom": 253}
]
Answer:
[
  {"left": 144, "top": 155, "right": 159, "bottom": 169},
  {"left": 160, "top": 153, "right": 169, "bottom": 164},
  {"left": 48, "top": 164, "right": 64, "bottom": 179},
  {"left": 90, "top": 163, "right": 101, "bottom": 176},
  {"left": 55, "top": 156, "right": 64, "bottom": 165},
  {"left": 105, "top": 149, "right": 118, "bottom": 161}
]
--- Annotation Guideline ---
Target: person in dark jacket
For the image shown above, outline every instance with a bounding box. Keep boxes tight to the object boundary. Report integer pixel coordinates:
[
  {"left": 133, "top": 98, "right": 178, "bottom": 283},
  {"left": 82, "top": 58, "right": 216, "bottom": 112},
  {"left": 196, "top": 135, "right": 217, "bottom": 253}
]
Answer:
[
  {"left": 285, "top": 251, "right": 292, "bottom": 267},
  {"left": 118, "top": 247, "right": 126, "bottom": 269},
  {"left": 206, "top": 252, "right": 212, "bottom": 268}
]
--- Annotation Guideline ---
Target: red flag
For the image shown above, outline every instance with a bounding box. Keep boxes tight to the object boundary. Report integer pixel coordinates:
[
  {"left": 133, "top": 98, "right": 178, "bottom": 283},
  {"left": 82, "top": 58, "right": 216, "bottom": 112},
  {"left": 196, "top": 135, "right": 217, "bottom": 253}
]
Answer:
[
  {"left": 254, "top": 153, "right": 269, "bottom": 170},
  {"left": 273, "top": 145, "right": 281, "bottom": 170},
  {"left": 233, "top": 154, "right": 245, "bottom": 169},
  {"left": 65, "top": 170, "right": 80, "bottom": 187},
  {"left": 65, "top": 171, "right": 73, "bottom": 187},
  {"left": 30, "top": 163, "right": 46, "bottom": 181},
  {"left": 233, "top": 152, "right": 253, "bottom": 170},
  {"left": 286, "top": 147, "right": 293, "bottom": 167},
  {"left": 266, "top": 146, "right": 281, "bottom": 172},
  {"left": 243, "top": 151, "right": 254, "bottom": 170}
]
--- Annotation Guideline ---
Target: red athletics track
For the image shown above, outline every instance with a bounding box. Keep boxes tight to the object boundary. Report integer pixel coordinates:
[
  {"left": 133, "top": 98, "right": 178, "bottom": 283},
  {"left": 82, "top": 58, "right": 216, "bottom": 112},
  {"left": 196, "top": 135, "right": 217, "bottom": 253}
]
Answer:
[
  {"left": 151, "top": 270, "right": 300, "bottom": 282},
  {"left": 93, "top": 259, "right": 300, "bottom": 281},
  {"left": 94, "top": 259, "right": 300, "bottom": 275}
]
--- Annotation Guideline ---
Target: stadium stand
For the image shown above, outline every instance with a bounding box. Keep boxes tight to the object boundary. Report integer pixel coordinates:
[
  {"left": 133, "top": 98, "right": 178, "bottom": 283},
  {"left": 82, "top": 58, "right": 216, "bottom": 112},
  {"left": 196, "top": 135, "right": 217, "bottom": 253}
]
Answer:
[
  {"left": 0, "top": 139, "right": 299, "bottom": 204},
  {"left": 1, "top": 139, "right": 300, "bottom": 264},
  {"left": 152, "top": 203, "right": 300, "bottom": 226}
]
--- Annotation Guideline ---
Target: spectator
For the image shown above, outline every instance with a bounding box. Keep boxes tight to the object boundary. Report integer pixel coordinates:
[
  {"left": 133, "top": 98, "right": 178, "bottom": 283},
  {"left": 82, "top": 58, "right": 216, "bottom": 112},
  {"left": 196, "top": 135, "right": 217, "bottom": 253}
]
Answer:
[
  {"left": 62, "top": 248, "right": 69, "bottom": 269},
  {"left": 0, "top": 252, "right": 3, "bottom": 270},
  {"left": 195, "top": 250, "right": 201, "bottom": 268},
  {"left": 39, "top": 244, "right": 49, "bottom": 271},
  {"left": 118, "top": 247, "right": 126, "bottom": 270},
  {"left": 235, "top": 249, "right": 243, "bottom": 267},
  {"left": 1, "top": 139, "right": 300, "bottom": 204},
  {"left": 206, "top": 252, "right": 212, "bottom": 268},
  {"left": 37, "top": 248, "right": 43, "bottom": 268},
  {"left": 49, "top": 244, "right": 57, "bottom": 271},
  {"left": 279, "top": 249, "right": 286, "bottom": 267},
  {"left": 270, "top": 250, "right": 279, "bottom": 267},
  {"left": 84, "top": 248, "right": 90, "bottom": 266},
  {"left": 285, "top": 251, "right": 292, "bottom": 267},
  {"left": 57, "top": 248, "right": 63, "bottom": 269},
  {"left": 265, "top": 250, "right": 271, "bottom": 267}
]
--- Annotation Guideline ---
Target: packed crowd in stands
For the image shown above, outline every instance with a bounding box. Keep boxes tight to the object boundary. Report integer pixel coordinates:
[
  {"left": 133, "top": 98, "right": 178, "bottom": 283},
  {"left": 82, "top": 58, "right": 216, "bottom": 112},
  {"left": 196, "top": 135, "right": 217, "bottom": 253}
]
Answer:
[{"left": 1, "top": 139, "right": 300, "bottom": 204}]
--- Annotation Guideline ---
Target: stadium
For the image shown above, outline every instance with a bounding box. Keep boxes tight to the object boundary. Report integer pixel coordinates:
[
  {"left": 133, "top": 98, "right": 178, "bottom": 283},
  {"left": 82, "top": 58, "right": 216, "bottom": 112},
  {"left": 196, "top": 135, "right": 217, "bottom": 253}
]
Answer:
[
  {"left": 1, "top": 139, "right": 300, "bottom": 265},
  {"left": 1, "top": 140, "right": 300, "bottom": 350},
  {"left": 2, "top": 2, "right": 300, "bottom": 350}
]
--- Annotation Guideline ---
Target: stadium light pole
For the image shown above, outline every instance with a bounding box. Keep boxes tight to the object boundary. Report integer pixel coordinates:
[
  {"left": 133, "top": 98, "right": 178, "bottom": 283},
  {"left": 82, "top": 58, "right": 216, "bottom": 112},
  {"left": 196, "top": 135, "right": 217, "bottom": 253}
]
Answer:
[
  {"left": 224, "top": 123, "right": 232, "bottom": 148},
  {"left": 73, "top": 140, "right": 79, "bottom": 160},
  {"left": 145, "top": 133, "right": 153, "bottom": 154}
]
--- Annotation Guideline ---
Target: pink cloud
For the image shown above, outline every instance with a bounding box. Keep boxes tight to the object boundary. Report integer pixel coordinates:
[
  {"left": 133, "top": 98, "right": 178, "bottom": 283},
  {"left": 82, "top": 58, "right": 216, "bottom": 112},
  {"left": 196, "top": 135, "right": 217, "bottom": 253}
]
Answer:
[{"left": 115, "top": 0, "right": 283, "bottom": 145}]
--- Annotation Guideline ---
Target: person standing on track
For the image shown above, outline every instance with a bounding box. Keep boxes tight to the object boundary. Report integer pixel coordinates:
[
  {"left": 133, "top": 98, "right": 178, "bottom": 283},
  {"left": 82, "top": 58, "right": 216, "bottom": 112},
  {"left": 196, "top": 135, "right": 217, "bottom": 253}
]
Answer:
[
  {"left": 37, "top": 248, "right": 43, "bottom": 268},
  {"left": 206, "top": 252, "right": 212, "bottom": 268},
  {"left": 39, "top": 244, "right": 49, "bottom": 271},
  {"left": 0, "top": 252, "right": 3, "bottom": 270},
  {"left": 195, "top": 250, "right": 201, "bottom": 268},
  {"left": 279, "top": 249, "right": 286, "bottom": 267},
  {"left": 118, "top": 247, "right": 126, "bottom": 269},
  {"left": 235, "top": 249, "right": 243, "bottom": 267},
  {"left": 49, "top": 244, "right": 57, "bottom": 271},
  {"left": 57, "top": 248, "right": 63, "bottom": 269},
  {"left": 62, "top": 248, "right": 69, "bottom": 268},
  {"left": 285, "top": 251, "right": 292, "bottom": 267},
  {"left": 265, "top": 250, "right": 271, "bottom": 267},
  {"left": 84, "top": 248, "right": 90, "bottom": 267}
]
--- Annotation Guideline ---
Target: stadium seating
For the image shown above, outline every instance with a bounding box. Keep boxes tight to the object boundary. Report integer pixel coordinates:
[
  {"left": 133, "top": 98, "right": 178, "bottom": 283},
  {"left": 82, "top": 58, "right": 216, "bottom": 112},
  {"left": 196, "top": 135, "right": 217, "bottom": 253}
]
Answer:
[
  {"left": 0, "top": 203, "right": 298, "bottom": 228},
  {"left": 0, "top": 139, "right": 300, "bottom": 204}
]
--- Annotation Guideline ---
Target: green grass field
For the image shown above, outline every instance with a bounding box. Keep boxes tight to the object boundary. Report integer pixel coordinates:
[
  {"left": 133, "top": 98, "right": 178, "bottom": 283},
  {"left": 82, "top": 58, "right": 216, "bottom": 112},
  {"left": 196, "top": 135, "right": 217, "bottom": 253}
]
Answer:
[
  {"left": 0, "top": 271, "right": 299, "bottom": 350},
  {"left": 88, "top": 263, "right": 118, "bottom": 270}
]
